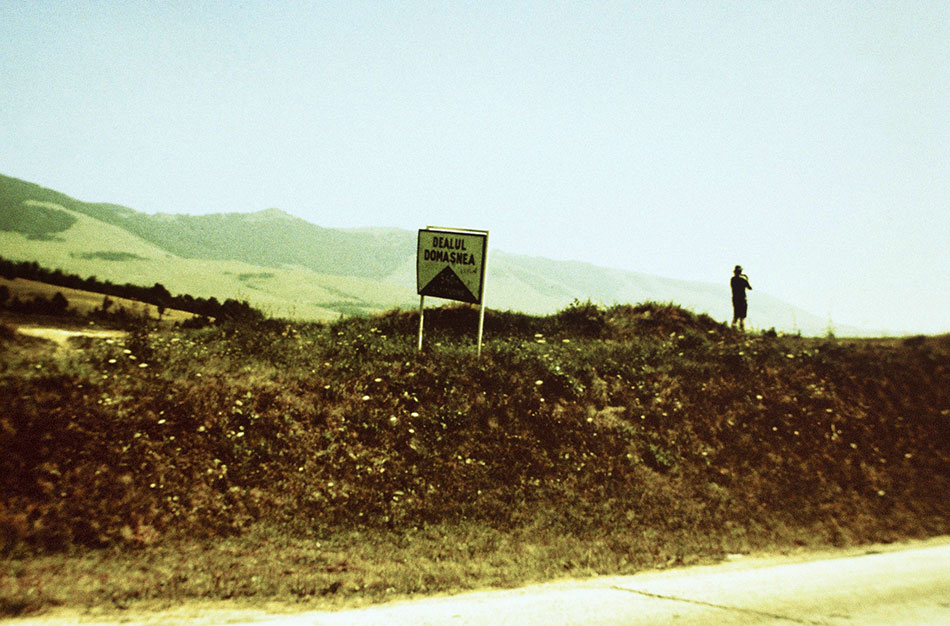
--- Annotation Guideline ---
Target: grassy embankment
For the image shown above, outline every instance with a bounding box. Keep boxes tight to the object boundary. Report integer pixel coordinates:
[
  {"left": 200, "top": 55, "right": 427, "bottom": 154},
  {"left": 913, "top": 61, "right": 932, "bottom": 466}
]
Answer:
[{"left": 2, "top": 302, "right": 949, "bottom": 617}]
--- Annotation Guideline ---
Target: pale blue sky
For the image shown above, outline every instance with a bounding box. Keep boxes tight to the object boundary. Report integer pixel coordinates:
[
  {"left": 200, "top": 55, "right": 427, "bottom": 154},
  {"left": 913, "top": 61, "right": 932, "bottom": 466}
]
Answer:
[{"left": 2, "top": 1, "right": 948, "bottom": 333}]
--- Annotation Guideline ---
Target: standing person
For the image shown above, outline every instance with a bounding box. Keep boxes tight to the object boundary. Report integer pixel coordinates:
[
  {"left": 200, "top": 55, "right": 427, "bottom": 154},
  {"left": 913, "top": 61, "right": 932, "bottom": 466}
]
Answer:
[{"left": 731, "top": 265, "right": 752, "bottom": 331}]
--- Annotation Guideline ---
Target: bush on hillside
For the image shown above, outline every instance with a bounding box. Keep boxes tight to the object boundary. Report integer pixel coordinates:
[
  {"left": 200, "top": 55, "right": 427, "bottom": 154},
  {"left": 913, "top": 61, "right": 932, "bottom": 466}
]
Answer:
[
  {"left": 1, "top": 292, "right": 71, "bottom": 317},
  {"left": 0, "top": 323, "right": 15, "bottom": 343}
]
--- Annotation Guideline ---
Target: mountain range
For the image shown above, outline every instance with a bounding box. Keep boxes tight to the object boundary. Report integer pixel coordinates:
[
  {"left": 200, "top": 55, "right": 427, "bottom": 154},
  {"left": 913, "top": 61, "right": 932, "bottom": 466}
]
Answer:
[{"left": 1, "top": 173, "right": 860, "bottom": 335}]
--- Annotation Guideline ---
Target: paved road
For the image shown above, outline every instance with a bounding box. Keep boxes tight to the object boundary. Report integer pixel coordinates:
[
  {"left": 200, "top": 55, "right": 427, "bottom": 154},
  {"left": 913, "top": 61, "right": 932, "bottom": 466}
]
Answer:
[{"left": 255, "top": 539, "right": 950, "bottom": 626}]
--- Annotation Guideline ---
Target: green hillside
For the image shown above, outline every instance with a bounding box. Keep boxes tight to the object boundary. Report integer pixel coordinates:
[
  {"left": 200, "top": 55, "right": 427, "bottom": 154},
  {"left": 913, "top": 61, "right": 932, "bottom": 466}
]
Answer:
[
  {"left": 0, "top": 176, "right": 412, "bottom": 319},
  {"left": 0, "top": 174, "right": 136, "bottom": 232},
  {"left": 0, "top": 174, "right": 413, "bottom": 278},
  {"left": 1, "top": 172, "right": 852, "bottom": 333},
  {"left": 117, "top": 210, "right": 415, "bottom": 279}
]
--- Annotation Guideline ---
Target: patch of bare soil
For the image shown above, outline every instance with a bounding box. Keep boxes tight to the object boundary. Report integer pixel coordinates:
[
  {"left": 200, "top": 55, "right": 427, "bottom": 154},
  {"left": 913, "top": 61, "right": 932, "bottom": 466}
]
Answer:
[
  {"left": 10, "top": 326, "right": 127, "bottom": 358},
  {"left": 15, "top": 327, "right": 126, "bottom": 348}
]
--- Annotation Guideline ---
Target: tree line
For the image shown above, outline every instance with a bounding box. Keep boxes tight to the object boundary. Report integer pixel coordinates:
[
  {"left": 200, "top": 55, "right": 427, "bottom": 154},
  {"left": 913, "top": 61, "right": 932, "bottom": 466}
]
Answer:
[{"left": 0, "top": 256, "right": 264, "bottom": 322}]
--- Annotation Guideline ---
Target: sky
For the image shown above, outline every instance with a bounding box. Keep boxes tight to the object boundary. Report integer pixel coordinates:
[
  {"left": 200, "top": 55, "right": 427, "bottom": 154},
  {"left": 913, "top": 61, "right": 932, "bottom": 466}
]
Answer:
[{"left": 2, "top": 1, "right": 948, "bottom": 334}]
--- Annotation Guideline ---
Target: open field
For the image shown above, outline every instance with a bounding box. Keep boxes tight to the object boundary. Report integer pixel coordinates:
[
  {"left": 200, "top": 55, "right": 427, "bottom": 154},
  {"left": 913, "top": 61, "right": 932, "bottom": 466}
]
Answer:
[
  {"left": 0, "top": 277, "right": 196, "bottom": 327},
  {"left": 2, "top": 302, "right": 948, "bottom": 618}
]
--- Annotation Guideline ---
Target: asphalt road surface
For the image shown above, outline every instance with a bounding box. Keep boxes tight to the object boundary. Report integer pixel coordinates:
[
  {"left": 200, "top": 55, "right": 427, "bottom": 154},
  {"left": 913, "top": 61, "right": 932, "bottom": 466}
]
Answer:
[
  {"left": 11, "top": 538, "right": 949, "bottom": 625},
  {"left": 255, "top": 539, "right": 950, "bottom": 626}
]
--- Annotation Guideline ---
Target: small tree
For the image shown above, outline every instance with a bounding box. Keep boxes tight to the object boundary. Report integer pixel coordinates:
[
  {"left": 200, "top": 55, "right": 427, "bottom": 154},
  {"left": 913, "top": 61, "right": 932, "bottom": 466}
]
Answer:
[
  {"left": 149, "top": 283, "right": 172, "bottom": 309},
  {"left": 51, "top": 292, "right": 69, "bottom": 315}
]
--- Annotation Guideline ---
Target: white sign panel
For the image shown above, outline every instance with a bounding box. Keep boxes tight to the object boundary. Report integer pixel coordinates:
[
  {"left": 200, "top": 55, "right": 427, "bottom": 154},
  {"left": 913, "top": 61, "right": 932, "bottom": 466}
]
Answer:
[{"left": 417, "top": 229, "right": 488, "bottom": 304}]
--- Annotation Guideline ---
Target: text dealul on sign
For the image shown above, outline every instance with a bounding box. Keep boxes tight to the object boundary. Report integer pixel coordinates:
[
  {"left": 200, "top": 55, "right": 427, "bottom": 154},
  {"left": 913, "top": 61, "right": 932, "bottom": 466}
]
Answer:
[{"left": 424, "top": 236, "right": 477, "bottom": 266}]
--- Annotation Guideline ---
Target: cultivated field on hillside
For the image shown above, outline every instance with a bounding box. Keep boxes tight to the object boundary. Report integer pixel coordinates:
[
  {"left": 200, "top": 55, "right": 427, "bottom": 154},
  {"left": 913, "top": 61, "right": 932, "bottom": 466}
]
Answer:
[
  {"left": 0, "top": 277, "right": 195, "bottom": 326},
  {"left": 1, "top": 302, "right": 948, "bottom": 617}
]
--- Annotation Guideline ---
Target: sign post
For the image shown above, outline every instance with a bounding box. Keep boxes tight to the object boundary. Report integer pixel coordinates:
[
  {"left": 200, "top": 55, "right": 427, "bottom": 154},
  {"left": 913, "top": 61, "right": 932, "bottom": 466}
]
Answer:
[{"left": 416, "top": 226, "right": 489, "bottom": 356}]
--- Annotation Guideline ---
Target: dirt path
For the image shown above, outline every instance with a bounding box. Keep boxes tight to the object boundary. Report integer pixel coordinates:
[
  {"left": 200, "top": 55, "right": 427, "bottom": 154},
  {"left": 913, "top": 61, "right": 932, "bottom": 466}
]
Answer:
[{"left": 16, "top": 326, "right": 126, "bottom": 348}]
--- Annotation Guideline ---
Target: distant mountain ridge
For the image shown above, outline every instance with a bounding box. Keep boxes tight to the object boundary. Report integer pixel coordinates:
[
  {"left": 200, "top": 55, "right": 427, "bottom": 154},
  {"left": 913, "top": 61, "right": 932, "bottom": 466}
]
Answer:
[{"left": 0, "top": 173, "right": 864, "bottom": 334}]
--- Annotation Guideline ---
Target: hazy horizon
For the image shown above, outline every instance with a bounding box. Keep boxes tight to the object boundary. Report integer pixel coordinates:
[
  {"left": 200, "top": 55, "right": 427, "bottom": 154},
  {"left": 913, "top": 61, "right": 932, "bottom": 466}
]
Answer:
[{"left": 2, "top": 2, "right": 948, "bottom": 334}]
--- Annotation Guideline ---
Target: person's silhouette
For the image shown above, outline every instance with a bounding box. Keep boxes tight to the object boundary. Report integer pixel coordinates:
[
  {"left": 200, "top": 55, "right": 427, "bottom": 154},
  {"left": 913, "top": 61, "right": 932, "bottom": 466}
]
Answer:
[{"left": 731, "top": 265, "right": 752, "bottom": 331}]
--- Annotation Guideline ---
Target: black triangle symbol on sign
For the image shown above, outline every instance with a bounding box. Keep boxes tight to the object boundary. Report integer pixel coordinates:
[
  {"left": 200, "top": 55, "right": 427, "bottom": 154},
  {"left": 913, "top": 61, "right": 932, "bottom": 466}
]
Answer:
[{"left": 421, "top": 266, "right": 478, "bottom": 303}]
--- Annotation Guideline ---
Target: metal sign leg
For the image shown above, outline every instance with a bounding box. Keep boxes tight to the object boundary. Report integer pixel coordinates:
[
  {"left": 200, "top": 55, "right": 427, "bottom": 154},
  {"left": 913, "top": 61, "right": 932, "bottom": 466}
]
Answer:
[
  {"left": 417, "top": 295, "right": 425, "bottom": 353},
  {"left": 477, "top": 302, "right": 485, "bottom": 357}
]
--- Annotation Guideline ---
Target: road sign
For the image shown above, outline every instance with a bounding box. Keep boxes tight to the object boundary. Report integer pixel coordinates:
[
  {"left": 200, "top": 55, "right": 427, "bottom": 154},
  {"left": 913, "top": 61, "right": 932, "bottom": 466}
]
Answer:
[
  {"left": 416, "top": 227, "right": 489, "bottom": 356},
  {"left": 417, "top": 228, "right": 488, "bottom": 304}
]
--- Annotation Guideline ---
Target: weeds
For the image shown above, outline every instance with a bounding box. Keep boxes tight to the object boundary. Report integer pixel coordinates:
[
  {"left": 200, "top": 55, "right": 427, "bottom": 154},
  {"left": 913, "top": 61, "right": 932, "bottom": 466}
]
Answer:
[{"left": 1, "top": 302, "right": 949, "bottom": 615}]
